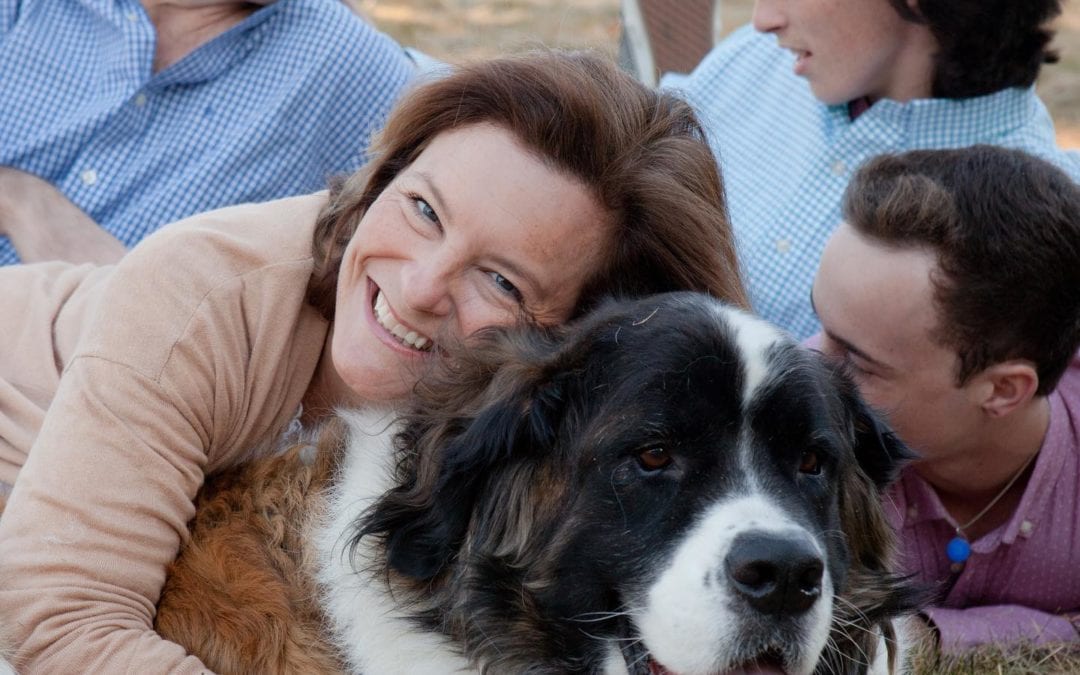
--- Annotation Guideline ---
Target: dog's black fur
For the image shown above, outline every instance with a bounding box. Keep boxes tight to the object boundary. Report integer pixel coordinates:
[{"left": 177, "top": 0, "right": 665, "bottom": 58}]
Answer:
[{"left": 341, "top": 292, "right": 924, "bottom": 674}]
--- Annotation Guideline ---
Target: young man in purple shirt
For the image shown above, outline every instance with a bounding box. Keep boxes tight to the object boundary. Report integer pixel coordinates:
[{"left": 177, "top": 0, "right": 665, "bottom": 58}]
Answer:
[{"left": 811, "top": 146, "right": 1080, "bottom": 652}]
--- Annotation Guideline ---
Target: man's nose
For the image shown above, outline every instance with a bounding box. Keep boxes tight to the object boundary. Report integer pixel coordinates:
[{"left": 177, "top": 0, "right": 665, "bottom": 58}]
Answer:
[{"left": 751, "top": 0, "right": 786, "bottom": 34}]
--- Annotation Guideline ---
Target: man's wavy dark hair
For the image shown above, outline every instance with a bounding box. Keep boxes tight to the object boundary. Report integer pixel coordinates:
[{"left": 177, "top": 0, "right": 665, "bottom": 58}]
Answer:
[
  {"left": 843, "top": 146, "right": 1080, "bottom": 394},
  {"left": 889, "top": 0, "right": 1062, "bottom": 98}
]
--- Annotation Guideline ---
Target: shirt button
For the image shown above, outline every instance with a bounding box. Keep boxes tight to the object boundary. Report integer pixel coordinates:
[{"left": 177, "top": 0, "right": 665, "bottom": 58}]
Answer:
[
  {"left": 831, "top": 160, "right": 846, "bottom": 176},
  {"left": 907, "top": 506, "right": 918, "bottom": 519},
  {"left": 1019, "top": 519, "right": 1034, "bottom": 537},
  {"left": 126, "top": 11, "right": 138, "bottom": 22},
  {"left": 80, "top": 169, "right": 98, "bottom": 186},
  {"left": 775, "top": 238, "right": 792, "bottom": 254},
  {"left": 134, "top": 93, "right": 147, "bottom": 107}
]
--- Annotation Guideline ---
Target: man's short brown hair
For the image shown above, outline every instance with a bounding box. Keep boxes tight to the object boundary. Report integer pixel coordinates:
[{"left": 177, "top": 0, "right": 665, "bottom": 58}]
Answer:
[{"left": 843, "top": 145, "right": 1080, "bottom": 394}]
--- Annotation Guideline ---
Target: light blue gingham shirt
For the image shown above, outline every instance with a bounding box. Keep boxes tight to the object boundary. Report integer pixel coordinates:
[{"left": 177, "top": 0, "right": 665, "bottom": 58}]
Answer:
[
  {"left": 666, "top": 26, "right": 1080, "bottom": 339},
  {"left": 0, "top": 0, "right": 414, "bottom": 265}
]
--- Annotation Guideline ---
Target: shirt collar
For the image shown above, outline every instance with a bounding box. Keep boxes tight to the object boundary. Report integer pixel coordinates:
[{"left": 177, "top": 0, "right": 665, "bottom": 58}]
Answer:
[
  {"left": 827, "top": 86, "right": 1056, "bottom": 148},
  {"left": 148, "top": 1, "right": 282, "bottom": 88},
  {"left": 894, "top": 382, "right": 1072, "bottom": 548}
]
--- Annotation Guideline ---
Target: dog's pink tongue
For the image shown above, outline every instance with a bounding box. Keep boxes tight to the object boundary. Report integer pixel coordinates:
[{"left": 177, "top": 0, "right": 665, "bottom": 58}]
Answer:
[{"left": 648, "top": 658, "right": 786, "bottom": 675}]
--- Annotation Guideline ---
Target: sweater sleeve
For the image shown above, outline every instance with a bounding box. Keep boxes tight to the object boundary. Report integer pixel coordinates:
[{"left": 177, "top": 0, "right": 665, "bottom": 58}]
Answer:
[
  {"left": 0, "top": 194, "right": 325, "bottom": 673},
  {"left": 0, "top": 261, "right": 111, "bottom": 488},
  {"left": 0, "top": 356, "right": 216, "bottom": 673}
]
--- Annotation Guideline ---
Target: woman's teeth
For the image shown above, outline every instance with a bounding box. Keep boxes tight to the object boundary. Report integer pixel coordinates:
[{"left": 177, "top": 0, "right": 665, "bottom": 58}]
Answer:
[{"left": 374, "top": 290, "right": 432, "bottom": 352}]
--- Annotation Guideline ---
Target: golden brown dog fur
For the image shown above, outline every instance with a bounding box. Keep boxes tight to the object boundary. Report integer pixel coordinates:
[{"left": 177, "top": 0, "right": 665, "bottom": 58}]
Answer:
[{"left": 154, "top": 419, "right": 349, "bottom": 675}]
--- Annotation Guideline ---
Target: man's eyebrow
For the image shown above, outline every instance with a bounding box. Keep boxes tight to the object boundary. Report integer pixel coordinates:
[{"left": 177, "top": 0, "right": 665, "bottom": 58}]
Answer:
[
  {"left": 811, "top": 286, "right": 890, "bottom": 369},
  {"left": 825, "top": 330, "right": 890, "bottom": 369}
]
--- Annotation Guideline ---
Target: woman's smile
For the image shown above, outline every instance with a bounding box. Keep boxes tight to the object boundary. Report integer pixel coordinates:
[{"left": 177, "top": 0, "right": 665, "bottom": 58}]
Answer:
[
  {"left": 328, "top": 122, "right": 610, "bottom": 403},
  {"left": 368, "top": 279, "right": 434, "bottom": 354}
]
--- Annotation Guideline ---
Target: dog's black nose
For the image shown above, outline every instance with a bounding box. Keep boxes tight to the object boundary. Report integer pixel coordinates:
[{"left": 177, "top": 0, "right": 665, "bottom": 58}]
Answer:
[{"left": 724, "top": 531, "right": 824, "bottom": 615}]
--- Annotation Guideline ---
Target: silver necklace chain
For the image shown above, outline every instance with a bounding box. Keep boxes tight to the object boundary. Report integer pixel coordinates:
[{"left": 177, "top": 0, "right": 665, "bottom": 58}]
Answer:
[{"left": 955, "top": 450, "right": 1039, "bottom": 538}]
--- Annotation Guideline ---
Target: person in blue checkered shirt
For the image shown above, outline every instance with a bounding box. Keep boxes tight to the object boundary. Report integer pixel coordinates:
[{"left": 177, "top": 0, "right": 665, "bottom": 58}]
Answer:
[
  {"left": 0, "top": 0, "right": 414, "bottom": 266},
  {"left": 665, "top": 0, "right": 1080, "bottom": 339}
]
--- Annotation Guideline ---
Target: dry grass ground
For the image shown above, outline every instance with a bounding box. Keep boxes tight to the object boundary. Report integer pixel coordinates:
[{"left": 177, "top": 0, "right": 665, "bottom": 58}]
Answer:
[
  {"left": 357, "top": 0, "right": 1080, "bottom": 148},
  {"left": 910, "top": 640, "right": 1080, "bottom": 675}
]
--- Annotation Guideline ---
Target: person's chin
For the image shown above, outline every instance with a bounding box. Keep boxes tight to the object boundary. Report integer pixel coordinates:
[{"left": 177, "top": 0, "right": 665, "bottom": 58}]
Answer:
[
  {"left": 808, "top": 82, "right": 851, "bottom": 107},
  {"left": 340, "top": 362, "right": 415, "bottom": 404}
]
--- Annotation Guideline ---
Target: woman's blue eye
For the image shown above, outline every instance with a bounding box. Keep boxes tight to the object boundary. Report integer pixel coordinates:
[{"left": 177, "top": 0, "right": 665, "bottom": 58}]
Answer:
[
  {"left": 490, "top": 272, "right": 522, "bottom": 301},
  {"left": 414, "top": 197, "right": 439, "bottom": 224}
]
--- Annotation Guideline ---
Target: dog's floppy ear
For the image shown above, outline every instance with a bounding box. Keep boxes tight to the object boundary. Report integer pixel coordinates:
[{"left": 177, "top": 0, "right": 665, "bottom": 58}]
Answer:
[
  {"left": 832, "top": 365, "right": 916, "bottom": 489},
  {"left": 359, "top": 366, "right": 569, "bottom": 581}
]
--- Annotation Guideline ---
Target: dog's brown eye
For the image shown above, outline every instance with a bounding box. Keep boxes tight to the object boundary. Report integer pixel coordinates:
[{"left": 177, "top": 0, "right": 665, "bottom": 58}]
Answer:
[
  {"left": 637, "top": 447, "right": 672, "bottom": 471},
  {"left": 798, "top": 450, "right": 821, "bottom": 475}
]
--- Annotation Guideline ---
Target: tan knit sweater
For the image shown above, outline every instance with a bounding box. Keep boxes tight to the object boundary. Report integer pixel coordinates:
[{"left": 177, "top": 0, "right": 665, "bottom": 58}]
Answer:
[{"left": 0, "top": 194, "right": 330, "bottom": 673}]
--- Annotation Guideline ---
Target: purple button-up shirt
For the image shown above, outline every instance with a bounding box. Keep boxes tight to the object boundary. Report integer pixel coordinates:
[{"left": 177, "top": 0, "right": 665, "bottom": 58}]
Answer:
[{"left": 886, "top": 355, "right": 1080, "bottom": 651}]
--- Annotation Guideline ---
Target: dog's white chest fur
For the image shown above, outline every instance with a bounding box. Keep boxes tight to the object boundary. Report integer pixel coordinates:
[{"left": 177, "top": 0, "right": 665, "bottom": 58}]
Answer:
[{"left": 312, "top": 409, "right": 474, "bottom": 675}]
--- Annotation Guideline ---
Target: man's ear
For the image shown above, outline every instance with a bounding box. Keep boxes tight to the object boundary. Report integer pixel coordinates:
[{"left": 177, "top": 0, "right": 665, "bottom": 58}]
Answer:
[{"left": 974, "top": 361, "right": 1040, "bottom": 418}]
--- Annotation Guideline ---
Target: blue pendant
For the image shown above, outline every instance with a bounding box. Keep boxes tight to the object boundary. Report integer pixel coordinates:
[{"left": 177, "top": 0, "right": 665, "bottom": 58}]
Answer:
[{"left": 946, "top": 536, "right": 971, "bottom": 564}]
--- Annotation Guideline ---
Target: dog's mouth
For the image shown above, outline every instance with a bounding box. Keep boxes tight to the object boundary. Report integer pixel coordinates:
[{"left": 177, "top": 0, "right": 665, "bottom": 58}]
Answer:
[
  {"left": 618, "top": 621, "right": 792, "bottom": 675},
  {"left": 646, "top": 650, "right": 788, "bottom": 675}
]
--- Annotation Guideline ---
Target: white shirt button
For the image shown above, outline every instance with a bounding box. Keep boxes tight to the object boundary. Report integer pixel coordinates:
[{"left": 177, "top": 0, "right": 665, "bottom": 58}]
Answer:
[
  {"left": 775, "top": 238, "right": 792, "bottom": 254},
  {"left": 831, "top": 160, "right": 846, "bottom": 176},
  {"left": 134, "top": 93, "right": 147, "bottom": 107},
  {"left": 126, "top": 11, "right": 138, "bottom": 22},
  {"left": 80, "top": 169, "right": 98, "bottom": 186},
  {"left": 1019, "top": 519, "right": 1034, "bottom": 537},
  {"left": 907, "top": 505, "right": 918, "bottom": 519}
]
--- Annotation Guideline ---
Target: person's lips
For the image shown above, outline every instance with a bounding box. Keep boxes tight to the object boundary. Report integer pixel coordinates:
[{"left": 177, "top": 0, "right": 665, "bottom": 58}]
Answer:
[{"left": 367, "top": 281, "right": 434, "bottom": 354}]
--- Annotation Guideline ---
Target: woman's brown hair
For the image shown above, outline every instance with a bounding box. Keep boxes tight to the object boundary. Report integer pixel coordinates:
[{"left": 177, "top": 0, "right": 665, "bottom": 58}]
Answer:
[{"left": 307, "top": 50, "right": 746, "bottom": 321}]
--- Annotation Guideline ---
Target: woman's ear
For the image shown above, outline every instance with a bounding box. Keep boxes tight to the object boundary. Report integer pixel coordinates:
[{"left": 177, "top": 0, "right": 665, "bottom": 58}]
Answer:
[{"left": 974, "top": 361, "right": 1040, "bottom": 418}]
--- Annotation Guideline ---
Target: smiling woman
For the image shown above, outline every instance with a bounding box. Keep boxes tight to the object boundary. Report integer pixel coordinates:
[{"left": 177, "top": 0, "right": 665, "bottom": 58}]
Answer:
[
  {"left": 327, "top": 124, "right": 609, "bottom": 405},
  {"left": 0, "top": 50, "right": 745, "bottom": 672}
]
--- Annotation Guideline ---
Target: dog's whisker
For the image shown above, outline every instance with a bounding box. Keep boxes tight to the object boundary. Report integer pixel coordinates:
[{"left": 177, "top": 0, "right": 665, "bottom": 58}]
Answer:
[
  {"left": 822, "top": 636, "right": 853, "bottom": 675},
  {"left": 567, "top": 610, "right": 635, "bottom": 623},
  {"left": 597, "top": 633, "right": 647, "bottom": 644},
  {"left": 833, "top": 596, "right": 880, "bottom": 633},
  {"left": 827, "top": 624, "right": 877, "bottom": 668},
  {"left": 626, "top": 646, "right": 652, "bottom": 671},
  {"left": 823, "top": 633, "right": 872, "bottom": 670},
  {"left": 578, "top": 628, "right": 613, "bottom": 643},
  {"left": 830, "top": 616, "right": 884, "bottom": 646}
]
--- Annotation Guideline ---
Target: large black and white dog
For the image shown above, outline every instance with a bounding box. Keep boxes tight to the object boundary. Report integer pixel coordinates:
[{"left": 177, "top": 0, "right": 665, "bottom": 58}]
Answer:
[{"left": 310, "top": 292, "right": 921, "bottom": 675}]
